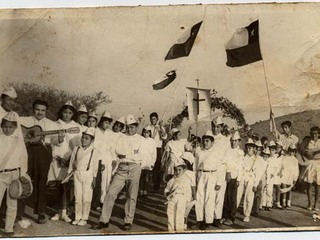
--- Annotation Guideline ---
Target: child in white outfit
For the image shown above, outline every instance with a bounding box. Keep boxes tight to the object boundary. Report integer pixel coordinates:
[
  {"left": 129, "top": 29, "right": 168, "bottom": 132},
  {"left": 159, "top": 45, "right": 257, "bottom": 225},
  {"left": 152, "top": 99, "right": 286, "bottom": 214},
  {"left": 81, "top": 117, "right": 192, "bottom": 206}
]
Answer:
[
  {"left": 65, "top": 127, "right": 99, "bottom": 226},
  {"left": 165, "top": 158, "right": 196, "bottom": 232}
]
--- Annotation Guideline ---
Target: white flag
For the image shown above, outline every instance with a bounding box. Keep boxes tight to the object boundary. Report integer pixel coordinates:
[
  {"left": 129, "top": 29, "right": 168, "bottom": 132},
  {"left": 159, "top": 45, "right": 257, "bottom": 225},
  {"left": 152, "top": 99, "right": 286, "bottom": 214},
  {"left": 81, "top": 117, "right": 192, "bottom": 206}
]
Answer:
[{"left": 186, "top": 87, "right": 211, "bottom": 122}]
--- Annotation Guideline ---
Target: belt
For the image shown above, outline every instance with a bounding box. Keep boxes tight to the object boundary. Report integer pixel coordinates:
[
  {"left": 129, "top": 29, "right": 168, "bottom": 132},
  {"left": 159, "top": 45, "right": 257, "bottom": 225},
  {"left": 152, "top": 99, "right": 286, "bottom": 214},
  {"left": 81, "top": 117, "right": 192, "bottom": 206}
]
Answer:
[
  {"left": 119, "top": 162, "right": 139, "bottom": 165},
  {"left": 199, "top": 169, "right": 217, "bottom": 173},
  {"left": 0, "top": 168, "right": 19, "bottom": 173}
]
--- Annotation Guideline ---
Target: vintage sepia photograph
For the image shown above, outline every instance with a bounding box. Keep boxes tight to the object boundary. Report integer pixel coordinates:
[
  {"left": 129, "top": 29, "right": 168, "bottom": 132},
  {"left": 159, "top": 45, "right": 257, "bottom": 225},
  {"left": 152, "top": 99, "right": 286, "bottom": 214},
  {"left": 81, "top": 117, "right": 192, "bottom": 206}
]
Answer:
[{"left": 1, "top": 2, "right": 320, "bottom": 238}]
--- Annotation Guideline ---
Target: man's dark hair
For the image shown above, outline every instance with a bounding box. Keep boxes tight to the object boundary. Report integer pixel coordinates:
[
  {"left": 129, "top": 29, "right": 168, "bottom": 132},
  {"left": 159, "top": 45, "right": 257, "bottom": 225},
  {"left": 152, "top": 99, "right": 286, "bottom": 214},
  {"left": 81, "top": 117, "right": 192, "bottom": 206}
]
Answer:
[
  {"left": 150, "top": 112, "right": 158, "bottom": 119},
  {"left": 281, "top": 121, "right": 292, "bottom": 128},
  {"left": 32, "top": 99, "right": 48, "bottom": 109}
]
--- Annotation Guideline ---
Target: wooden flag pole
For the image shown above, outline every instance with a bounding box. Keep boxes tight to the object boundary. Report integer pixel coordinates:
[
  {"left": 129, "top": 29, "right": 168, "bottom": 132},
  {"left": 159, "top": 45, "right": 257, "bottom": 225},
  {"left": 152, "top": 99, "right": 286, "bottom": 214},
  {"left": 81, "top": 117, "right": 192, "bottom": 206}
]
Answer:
[{"left": 262, "top": 59, "right": 272, "bottom": 111}]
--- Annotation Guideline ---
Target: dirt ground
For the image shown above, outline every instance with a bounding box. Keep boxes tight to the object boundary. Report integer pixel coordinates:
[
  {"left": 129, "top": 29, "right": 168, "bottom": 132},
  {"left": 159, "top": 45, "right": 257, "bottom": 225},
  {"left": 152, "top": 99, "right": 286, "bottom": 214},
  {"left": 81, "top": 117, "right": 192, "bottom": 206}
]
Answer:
[{"left": 1, "top": 184, "right": 320, "bottom": 239}]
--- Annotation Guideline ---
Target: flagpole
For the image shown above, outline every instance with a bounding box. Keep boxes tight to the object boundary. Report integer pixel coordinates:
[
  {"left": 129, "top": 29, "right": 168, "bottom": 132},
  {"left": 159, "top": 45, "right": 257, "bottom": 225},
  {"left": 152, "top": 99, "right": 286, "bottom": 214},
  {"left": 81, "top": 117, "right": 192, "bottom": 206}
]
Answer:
[
  {"left": 195, "top": 78, "right": 199, "bottom": 149},
  {"left": 262, "top": 60, "right": 272, "bottom": 112}
]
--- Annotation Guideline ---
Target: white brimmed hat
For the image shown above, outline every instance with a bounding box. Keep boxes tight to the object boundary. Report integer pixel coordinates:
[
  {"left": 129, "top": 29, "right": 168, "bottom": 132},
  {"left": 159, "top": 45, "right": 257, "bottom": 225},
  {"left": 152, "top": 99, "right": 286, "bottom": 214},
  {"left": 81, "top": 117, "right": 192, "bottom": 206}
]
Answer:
[
  {"left": 143, "top": 125, "right": 152, "bottom": 132},
  {"left": 170, "top": 128, "right": 180, "bottom": 135},
  {"left": 83, "top": 127, "right": 95, "bottom": 137},
  {"left": 101, "top": 110, "right": 113, "bottom": 122},
  {"left": 255, "top": 140, "right": 262, "bottom": 148},
  {"left": 64, "top": 100, "right": 74, "bottom": 107},
  {"left": 203, "top": 130, "right": 214, "bottom": 139},
  {"left": 262, "top": 148, "right": 271, "bottom": 155},
  {"left": 212, "top": 116, "right": 223, "bottom": 126},
  {"left": 115, "top": 116, "right": 125, "bottom": 125},
  {"left": 231, "top": 131, "right": 241, "bottom": 140},
  {"left": 126, "top": 114, "right": 138, "bottom": 125},
  {"left": 269, "top": 140, "right": 277, "bottom": 147},
  {"left": 3, "top": 111, "right": 17, "bottom": 122},
  {"left": 88, "top": 111, "right": 98, "bottom": 120},
  {"left": 2, "top": 86, "right": 17, "bottom": 99},
  {"left": 78, "top": 104, "right": 88, "bottom": 113},
  {"left": 181, "top": 151, "right": 195, "bottom": 164},
  {"left": 174, "top": 157, "right": 186, "bottom": 168},
  {"left": 245, "top": 138, "right": 255, "bottom": 146}
]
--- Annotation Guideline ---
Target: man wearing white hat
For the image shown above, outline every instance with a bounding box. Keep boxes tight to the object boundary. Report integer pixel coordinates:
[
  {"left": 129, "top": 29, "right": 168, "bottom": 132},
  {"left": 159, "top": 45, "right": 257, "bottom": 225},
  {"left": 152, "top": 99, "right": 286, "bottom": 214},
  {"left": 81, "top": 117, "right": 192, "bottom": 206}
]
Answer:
[
  {"left": 76, "top": 104, "right": 89, "bottom": 133},
  {"left": 19, "top": 99, "right": 58, "bottom": 224},
  {"left": 0, "top": 111, "right": 28, "bottom": 236},
  {"left": 66, "top": 127, "right": 100, "bottom": 226},
  {"left": 195, "top": 131, "right": 226, "bottom": 230},
  {"left": 222, "top": 131, "right": 244, "bottom": 225},
  {"left": 149, "top": 112, "right": 167, "bottom": 192},
  {"left": 94, "top": 114, "right": 145, "bottom": 230},
  {"left": 210, "top": 116, "right": 230, "bottom": 227}
]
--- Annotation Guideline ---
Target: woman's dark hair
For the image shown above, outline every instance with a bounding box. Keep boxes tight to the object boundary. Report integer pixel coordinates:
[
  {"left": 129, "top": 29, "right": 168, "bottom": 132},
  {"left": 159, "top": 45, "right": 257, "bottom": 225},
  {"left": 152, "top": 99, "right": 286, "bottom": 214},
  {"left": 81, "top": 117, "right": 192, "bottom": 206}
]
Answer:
[{"left": 57, "top": 105, "right": 77, "bottom": 121}]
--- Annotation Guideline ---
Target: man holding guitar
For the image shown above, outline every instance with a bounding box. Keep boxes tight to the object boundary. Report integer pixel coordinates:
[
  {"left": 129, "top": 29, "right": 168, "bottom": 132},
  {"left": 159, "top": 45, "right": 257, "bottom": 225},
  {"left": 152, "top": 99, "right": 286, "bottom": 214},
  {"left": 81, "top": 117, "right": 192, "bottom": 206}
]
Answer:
[{"left": 20, "top": 99, "right": 60, "bottom": 224}]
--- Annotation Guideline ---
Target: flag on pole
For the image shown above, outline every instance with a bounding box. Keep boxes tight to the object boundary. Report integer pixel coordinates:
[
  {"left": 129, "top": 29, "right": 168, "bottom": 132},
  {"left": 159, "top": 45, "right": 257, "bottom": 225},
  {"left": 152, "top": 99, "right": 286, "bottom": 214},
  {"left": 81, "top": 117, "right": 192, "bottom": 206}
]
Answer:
[
  {"left": 186, "top": 87, "right": 211, "bottom": 121},
  {"left": 152, "top": 70, "right": 176, "bottom": 90},
  {"left": 165, "top": 21, "right": 203, "bottom": 61},
  {"left": 225, "top": 20, "right": 262, "bottom": 67}
]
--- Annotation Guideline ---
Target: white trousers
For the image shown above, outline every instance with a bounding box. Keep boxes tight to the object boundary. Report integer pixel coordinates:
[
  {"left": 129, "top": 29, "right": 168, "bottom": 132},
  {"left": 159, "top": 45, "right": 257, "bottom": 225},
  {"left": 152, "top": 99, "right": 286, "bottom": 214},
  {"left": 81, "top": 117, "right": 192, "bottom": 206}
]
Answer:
[
  {"left": 215, "top": 181, "right": 227, "bottom": 219},
  {"left": 100, "top": 151, "right": 113, "bottom": 203},
  {"left": 262, "top": 179, "right": 274, "bottom": 207},
  {"left": 242, "top": 180, "right": 255, "bottom": 218},
  {"left": 0, "top": 171, "right": 19, "bottom": 233},
  {"left": 167, "top": 195, "right": 187, "bottom": 232},
  {"left": 195, "top": 172, "right": 218, "bottom": 223},
  {"left": 74, "top": 170, "right": 94, "bottom": 220}
]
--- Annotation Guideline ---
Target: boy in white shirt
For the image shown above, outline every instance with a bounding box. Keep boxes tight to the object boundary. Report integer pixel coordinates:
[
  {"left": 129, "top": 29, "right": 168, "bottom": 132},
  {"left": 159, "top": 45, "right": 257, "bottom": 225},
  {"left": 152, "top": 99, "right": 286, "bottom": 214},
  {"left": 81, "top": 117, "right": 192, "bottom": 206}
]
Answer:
[{"left": 165, "top": 158, "right": 196, "bottom": 232}]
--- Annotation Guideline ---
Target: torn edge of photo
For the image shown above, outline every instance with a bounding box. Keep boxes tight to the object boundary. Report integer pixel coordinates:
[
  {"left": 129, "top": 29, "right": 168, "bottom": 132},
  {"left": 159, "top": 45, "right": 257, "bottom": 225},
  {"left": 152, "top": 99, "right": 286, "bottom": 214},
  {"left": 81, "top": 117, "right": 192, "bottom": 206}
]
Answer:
[{"left": 0, "top": 2, "right": 320, "bottom": 240}]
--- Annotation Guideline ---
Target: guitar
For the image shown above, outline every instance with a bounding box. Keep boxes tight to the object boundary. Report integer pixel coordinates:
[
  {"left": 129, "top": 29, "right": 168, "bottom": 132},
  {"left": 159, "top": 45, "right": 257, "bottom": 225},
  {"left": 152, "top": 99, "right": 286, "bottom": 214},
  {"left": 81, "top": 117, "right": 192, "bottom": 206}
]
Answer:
[{"left": 21, "top": 125, "right": 80, "bottom": 143}]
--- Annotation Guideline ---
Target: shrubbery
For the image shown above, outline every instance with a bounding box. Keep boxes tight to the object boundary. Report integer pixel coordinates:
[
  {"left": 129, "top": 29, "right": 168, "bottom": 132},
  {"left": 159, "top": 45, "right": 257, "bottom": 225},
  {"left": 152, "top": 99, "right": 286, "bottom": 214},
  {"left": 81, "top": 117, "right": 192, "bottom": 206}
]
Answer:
[{"left": 11, "top": 82, "right": 111, "bottom": 120}]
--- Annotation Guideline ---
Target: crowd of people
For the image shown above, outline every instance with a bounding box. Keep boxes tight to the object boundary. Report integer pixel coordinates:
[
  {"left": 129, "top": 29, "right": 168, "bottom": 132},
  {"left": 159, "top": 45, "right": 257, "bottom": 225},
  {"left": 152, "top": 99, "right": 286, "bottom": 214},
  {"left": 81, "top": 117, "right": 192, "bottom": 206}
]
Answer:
[{"left": 0, "top": 86, "right": 320, "bottom": 236}]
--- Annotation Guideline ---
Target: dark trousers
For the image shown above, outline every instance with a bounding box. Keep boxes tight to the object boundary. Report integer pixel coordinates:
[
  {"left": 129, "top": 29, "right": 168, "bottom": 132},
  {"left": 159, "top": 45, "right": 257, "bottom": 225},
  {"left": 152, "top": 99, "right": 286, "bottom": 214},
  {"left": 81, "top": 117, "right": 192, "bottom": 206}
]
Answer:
[
  {"left": 223, "top": 179, "right": 238, "bottom": 222},
  {"left": 92, "top": 160, "right": 102, "bottom": 208},
  {"left": 152, "top": 148, "right": 163, "bottom": 191},
  {"left": 253, "top": 180, "right": 263, "bottom": 213},
  {"left": 27, "top": 144, "right": 52, "bottom": 215}
]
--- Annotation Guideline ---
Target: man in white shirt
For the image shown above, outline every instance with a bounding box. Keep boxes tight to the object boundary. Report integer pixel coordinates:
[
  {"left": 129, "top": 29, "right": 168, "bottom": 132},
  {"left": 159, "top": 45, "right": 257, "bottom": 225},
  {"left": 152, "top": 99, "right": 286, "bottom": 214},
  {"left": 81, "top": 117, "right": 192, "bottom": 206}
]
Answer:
[
  {"left": 19, "top": 99, "right": 58, "bottom": 224},
  {"left": 93, "top": 114, "right": 145, "bottom": 231},
  {"left": 149, "top": 112, "right": 167, "bottom": 191}
]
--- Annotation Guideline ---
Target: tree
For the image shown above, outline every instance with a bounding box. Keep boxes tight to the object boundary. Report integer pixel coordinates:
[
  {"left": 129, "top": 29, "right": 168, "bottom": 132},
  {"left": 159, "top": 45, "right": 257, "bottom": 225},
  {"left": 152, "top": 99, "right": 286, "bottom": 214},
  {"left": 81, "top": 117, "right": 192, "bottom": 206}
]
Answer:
[
  {"left": 11, "top": 82, "right": 111, "bottom": 120},
  {"left": 169, "top": 89, "right": 246, "bottom": 128}
]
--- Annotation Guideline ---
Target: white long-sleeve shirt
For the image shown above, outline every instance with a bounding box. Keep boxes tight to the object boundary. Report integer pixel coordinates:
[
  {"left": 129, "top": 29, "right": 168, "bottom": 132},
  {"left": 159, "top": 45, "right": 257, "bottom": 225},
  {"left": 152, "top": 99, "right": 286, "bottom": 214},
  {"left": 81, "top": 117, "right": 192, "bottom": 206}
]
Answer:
[
  {"left": 141, "top": 137, "right": 157, "bottom": 169},
  {"left": 150, "top": 123, "right": 167, "bottom": 148},
  {"left": 68, "top": 145, "right": 99, "bottom": 177},
  {"left": 115, "top": 133, "right": 145, "bottom": 163},
  {"left": 242, "top": 154, "right": 267, "bottom": 187},
  {"left": 0, "top": 133, "right": 28, "bottom": 174},
  {"left": 225, "top": 147, "right": 244, "bottom": 181},
  {"left": 165, "top": 170, "right": 195, "bottom": 201}
]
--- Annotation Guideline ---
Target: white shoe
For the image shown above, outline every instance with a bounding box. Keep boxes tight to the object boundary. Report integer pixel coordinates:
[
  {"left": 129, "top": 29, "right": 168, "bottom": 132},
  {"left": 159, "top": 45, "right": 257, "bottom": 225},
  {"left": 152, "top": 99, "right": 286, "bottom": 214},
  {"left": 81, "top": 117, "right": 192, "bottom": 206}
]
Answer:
[
  {"left": 50, "top": 214, "right": 60, "bottom": 221},
  {"left": 18, "top": 219, "right": 31, "bottom": 229},
  {"left": 72, "top": 220, "right": 80, "bottom": 225},
  {"left": 61, "top": 214, "right": 72, "bottom": 223},
  {"left": 77, "top": 220, "right": 87, "bottom": 226},
  {"left": 243, "top": 217, "right": 250, "bottom": 222}
]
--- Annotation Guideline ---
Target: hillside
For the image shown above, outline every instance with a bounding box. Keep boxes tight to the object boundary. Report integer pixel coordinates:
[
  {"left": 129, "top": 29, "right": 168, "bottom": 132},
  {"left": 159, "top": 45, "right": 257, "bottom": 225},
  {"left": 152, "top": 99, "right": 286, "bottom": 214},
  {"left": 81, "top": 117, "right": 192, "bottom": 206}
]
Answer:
[{"left": 250, "top": 109, "right": 320, "bottom": 142}]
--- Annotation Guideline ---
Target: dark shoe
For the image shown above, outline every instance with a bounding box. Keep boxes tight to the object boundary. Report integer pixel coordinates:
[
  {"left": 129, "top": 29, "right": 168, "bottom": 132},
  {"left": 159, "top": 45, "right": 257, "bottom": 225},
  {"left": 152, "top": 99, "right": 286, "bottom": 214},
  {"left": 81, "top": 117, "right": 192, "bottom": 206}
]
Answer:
[
  {"left": 251, "top": 212, "right": 259, "bottom": 217},
  {"left": 91, "top": 222, "right": 109, "bottom": 230},
  {"left": 4, "top": 232, "right": 14, "bottom": 237},
  {"left": 124, "top": 223, "right": 132, "bottom": 230},
  {"left": 38, "top": 214, "right": 46, "bottom": 224},
  {"left": 213, "top": 219, "right": 222, "bottom": 228},
  {"left": 197, "top": 221, "right": 206, "bottom": 230}
]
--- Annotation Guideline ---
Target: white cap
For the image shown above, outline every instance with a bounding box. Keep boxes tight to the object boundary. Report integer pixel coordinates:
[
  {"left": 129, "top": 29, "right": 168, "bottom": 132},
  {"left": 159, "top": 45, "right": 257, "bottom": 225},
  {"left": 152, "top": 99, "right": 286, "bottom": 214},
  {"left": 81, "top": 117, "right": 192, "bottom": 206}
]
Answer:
[
  {"left": 143, "top": 125, "right": 152, "bottom": 131},
  {"left": 262, "top": 148, "right": 271, "bottom": 155},
  {"left": 83, "top": 127, "right": 95, "bottom": 137},
  {"left": 269, "top": 140, "right": 276, "bottom": 147},
  {"left": 64, "top": 100, "right": 74, "bottom": 107},
  {"left": 78, "top": 104, "right": 88, "bottom": 113},
  {"left": 231, "top": 131, "right": 241, "bottom": 140},
  {"left": 2, "top": 86, "right": 17, "bottom": 99},
  {"left": 255, "top": 140, "right": 262, "bottom": 148},
  {"left": 170, "top": 128, "right": 180, "bottom": 135},
  {"left": 88, "top": 111, "right": 98, "bottom": 120},
  {"left": 212, "top": 116, "right": 223, "bottom": 126},
  {"left": 246, "top": 138, "right": 255, "bottom": 146},
  {"left": 174, "top": 157, "right": 186, "bottom": 168},
  {"left": 181, "top": 151, "right": 195, "bottom": 164},
  {"left": 126, "top": 114, "right": 138, "bottom": 125},
  {"left": 116, "top": 116, "right": 125, "bottom": 125},
  {"left": 3, "top": 111, "right": 17, "bottom": 122},
  {"left": 288, "top": 143, "right": 297, "bottom": 151},
  {"left": 102, "top": 111, "right": 112, "bottom": 120},
  {"left": 203, "top": 130, "right": 214, "bottom": 139},
  {"left": 276, "top": 140, "right": 283, "bottom": 147}
]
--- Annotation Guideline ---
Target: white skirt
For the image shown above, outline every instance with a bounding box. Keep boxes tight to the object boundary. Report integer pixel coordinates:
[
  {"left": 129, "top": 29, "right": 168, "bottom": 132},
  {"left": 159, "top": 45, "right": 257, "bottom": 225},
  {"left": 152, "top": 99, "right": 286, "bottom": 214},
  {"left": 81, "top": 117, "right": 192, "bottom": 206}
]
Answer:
[{"left": 302, "top": 160, "right": 320, "bottom": 185}]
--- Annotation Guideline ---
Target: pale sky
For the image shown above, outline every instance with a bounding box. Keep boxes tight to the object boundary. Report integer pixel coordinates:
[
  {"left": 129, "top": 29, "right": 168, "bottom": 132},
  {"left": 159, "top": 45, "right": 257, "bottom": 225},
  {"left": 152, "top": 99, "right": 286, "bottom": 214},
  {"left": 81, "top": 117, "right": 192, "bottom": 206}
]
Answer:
[{"left": 1, "top": 2, "right": 320, "bottom": 129}]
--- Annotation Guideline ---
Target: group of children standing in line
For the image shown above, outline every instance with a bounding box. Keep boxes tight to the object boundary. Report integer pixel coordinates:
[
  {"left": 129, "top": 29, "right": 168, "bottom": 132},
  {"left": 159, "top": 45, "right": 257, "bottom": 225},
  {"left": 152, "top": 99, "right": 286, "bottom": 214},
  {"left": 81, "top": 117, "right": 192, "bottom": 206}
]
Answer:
[{"left": 1, "top": 86, "right": 320, "bottom": 236}]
